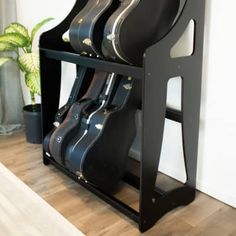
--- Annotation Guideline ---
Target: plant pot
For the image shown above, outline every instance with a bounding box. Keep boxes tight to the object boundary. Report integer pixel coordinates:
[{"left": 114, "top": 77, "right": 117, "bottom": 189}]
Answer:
[{"left": 23, "top": 104, "right": 42, "bottom": 144}]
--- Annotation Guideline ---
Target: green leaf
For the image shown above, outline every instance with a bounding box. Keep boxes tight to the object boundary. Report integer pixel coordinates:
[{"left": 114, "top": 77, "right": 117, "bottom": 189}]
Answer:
[
  {"left": 0, "top": 42, "right": 16, "bottom": 52},
  {"left": 25, "top": 71, "right": 41, "bottom": 95},
  {"left": 4, "top": 23, "right": 30, "bottom": 41},
  {"left": 31, "top": 17, "right": 54, "bottom": 42},
  {"left": 18, "top": 52, "right": 39, "bottom": 73},
  {"left": 0, "top": 33, "right": 29, "bottom": 48},
  {"left": 0, "top": 57, "right": 12, "bottom": 67}
]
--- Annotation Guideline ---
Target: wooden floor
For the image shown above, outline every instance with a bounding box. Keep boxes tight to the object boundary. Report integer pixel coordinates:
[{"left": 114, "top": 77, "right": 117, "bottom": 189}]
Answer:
[
  {"left": 0, "top": 162, "right": 84, "bottom": 236},
  {"left": 0, "top": 132, "right": 235, "bottom": 236}
]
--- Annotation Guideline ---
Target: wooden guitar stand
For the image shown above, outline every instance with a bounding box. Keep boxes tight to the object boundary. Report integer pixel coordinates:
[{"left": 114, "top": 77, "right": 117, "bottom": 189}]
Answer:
[{"left": 40, "top": 0, "right": 205, "bottom": 232}]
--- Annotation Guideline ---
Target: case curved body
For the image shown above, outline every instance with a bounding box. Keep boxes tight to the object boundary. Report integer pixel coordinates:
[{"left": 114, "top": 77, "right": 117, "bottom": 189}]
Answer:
[
  {"left": 70, "top": 0, "right": 119, "bottom": 57},
  {"left": 102, "top": 0, "right": 180, "bottom": 65},
  {"left": 47, "top": 71, "right": 108, "bottom": 165},
  {"left": 65, "top": 77, "right": 141, "bottom": 192}
]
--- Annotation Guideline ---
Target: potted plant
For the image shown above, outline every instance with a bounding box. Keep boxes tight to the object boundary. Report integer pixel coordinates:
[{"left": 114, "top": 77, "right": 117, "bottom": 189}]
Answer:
[{"left": 0, "top": 18, "right": 53, "bottom": 143}]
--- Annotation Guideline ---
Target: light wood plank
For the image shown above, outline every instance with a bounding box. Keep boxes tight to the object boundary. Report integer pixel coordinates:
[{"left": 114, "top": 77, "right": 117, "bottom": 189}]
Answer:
[
  {"left": 186, "top": 207, "right": 236, "bottom": 236},
  {"left": 0, "top": 162, "right": 84, "bottom": 236},
  {"left": 173, "top": 192, "right": 226, "bottom": 226}
]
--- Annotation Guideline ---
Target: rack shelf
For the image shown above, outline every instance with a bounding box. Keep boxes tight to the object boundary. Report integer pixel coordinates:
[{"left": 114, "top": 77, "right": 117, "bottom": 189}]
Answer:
[
  {"left": 39, "top": 0, "right": 205, "bottom": 232},
  {"left": 40, "top": 48, "right": 144, "bottom": 79}
]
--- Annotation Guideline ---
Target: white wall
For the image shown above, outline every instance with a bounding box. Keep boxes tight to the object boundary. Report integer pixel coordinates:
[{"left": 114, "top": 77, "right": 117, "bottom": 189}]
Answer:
[
  {"left": 197, "top": 0, "right": 236, "bottom": 207},
  {"left": 16, "top": 0, "right": 236, "bottom": 207}
]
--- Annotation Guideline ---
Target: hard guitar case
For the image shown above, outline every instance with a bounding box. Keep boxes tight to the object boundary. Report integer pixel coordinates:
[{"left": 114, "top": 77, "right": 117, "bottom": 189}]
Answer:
[
  {"left": 43, "top": 67, "right": 93, "bottom": 156},
  {"left": 102, "top": 0, "right": 180, "bottom": 65},
  {"left": 65, "top": 76, "right": 141, "bottom": 192},
  {"left": 69, "top": 0, "right": 119, "bottom": 57},
  {"left": 48, "top": 71, "right": 108, "bottom": 165}
]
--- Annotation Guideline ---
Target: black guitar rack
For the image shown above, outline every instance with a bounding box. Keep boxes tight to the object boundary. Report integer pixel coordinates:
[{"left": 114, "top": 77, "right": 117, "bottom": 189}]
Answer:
[{"left": 39, "top": 0, "right": 205, "bottom": 232}]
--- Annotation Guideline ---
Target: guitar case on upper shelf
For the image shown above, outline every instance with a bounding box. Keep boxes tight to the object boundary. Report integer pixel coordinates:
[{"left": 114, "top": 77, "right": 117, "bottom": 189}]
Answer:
[
  {"left": 68, "top": 0, "right": 180, "bottom": 65},
  {"left": 102, "top": 0, "right": 180, "bottom": 65},
  {"left": 69, "top": 0, "right": 120, "bottom": 57}
]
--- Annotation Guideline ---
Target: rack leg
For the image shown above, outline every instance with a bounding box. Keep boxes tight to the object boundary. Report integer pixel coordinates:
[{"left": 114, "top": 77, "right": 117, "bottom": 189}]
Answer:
[
  {"left": 182, "top": 73, "right": 201, "bottom": 188},
  {"left": 140, "top": 58, "right": 168, "bottom": 231},
  {"left": 181, "top": 1, "right": 205, "bottom": 188},
  {"left": 40, "top": 52, "right": 62, "bottom": 137}
]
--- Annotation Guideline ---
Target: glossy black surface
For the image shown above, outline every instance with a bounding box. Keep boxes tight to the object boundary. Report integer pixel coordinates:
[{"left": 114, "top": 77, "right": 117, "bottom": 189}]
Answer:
[
  {"left": 47, "top": 71, "right": 108, "bottom": 165},
  {"left": 70, "top": 0, "right": 119, "bottom": 57},
  {"left": 42, "top": 66, "right": 93, "bottom": 158},
  {"left": 102, "top": 0, "right": 180, "bottom": 65},
  {"left": 65, "top": 77, "right": 141, "bottom": 192}
]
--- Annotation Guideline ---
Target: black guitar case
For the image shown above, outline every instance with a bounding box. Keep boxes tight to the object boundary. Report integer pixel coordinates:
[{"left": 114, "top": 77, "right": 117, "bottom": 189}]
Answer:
[
  {"left": 43, "top": 67, "right": 93, "bottom": 156},
  {"left": 48, "top": 71, "right": 108, "bottom": 165},
  {"left": 65, "top": 76, "right": 141, "bottom": 192},
  {"left": 69, "top": 0, "right": 119, "bottom": 57},
  {"left": 102, "top": 0, "right": 180, "bottom": 65}
]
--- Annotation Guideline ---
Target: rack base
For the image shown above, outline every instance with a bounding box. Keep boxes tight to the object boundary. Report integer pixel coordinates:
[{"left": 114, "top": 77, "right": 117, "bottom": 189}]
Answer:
[{"left": 43, "top": 155, "right": 195, "bottom": 232}]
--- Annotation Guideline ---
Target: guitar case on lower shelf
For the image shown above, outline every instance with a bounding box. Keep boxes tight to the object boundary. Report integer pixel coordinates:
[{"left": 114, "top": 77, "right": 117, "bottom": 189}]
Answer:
[
  {"left": 48, "top": 71, "right": 108, "bottom": 165},
  {"left": 65, "top": 76, "right": 141, "bottom": 193},
  {"left": 43, "top": 67, "right": 94, "bottom": 156}
]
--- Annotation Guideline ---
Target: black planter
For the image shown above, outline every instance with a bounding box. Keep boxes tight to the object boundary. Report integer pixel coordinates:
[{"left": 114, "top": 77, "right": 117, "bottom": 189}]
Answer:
[{"left": 23, "top": 104, "right": 42, "bottom": 144}]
